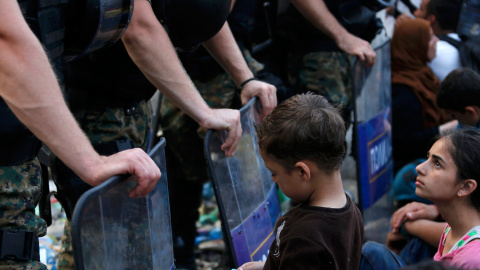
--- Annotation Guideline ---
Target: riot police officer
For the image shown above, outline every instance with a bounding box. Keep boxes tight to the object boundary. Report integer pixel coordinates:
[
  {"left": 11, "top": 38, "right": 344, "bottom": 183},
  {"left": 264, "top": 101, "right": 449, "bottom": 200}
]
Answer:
[
  {"left": 55, "top": 0, "right": 276, "bottom": 269},
  {"left": 0, "top": 1, "right": 161, "bottom": 269},
  {"left": 277, "top": 0, "right": 384, "bottom": 126}
]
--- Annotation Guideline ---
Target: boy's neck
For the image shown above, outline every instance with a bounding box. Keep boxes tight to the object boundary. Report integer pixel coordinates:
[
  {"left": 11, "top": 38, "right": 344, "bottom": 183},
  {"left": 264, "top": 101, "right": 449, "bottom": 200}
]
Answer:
[{"left": 308, "top": 170, "right": 347, "bottom": 208}]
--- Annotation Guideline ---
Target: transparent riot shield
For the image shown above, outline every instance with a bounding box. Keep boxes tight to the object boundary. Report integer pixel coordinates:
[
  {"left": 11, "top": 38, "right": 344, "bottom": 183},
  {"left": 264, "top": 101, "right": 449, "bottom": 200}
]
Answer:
[
  {"left": 71, "top": 138, "right": 174, "bottom": 270},
  {"left": 457, "top": 0, "right": 480, "bottom": 39},
  {"left": 204, "top": 98, "right": 281, "bottom": 268},
  {"left": 353, "top": 40, "right": 394, "bottom": 243}
]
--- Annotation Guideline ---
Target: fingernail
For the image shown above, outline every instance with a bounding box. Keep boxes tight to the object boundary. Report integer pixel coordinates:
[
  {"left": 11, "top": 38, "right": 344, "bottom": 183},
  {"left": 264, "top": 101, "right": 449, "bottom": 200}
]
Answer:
[{"left": 407, "top": 213, "right": 413, "bottom": 218}]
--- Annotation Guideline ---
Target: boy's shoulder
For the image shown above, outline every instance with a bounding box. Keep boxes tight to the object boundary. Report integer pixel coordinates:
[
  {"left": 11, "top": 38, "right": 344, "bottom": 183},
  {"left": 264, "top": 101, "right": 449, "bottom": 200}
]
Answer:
[
  {"left": 266, "top": 196, "right": 363, "bottom": 270},
  {"left": 279, "top": 195, "right": 362, "bottom": 239}
]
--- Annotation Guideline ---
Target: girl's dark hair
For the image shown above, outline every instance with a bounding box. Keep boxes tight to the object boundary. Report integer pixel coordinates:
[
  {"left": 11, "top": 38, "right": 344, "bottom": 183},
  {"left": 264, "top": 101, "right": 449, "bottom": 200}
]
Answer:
[{"left": 444, "top": 128, "right": 480, "bottom": 209}]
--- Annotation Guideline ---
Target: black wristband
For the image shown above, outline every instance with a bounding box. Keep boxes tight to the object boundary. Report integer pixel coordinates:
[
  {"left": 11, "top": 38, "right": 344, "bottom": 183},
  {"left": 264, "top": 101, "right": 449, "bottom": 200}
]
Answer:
[{"left": 239, "top": 77, "right": 259, "bottom": 90}]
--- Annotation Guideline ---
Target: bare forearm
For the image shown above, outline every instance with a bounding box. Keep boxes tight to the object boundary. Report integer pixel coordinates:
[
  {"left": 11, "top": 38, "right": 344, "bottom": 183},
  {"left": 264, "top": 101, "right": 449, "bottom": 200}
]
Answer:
[
  {"left": 122, "top": 0, "right": 243, "bottom": 156},
  {"left": 202, "top": 22, "right": 277, "bottom": 117},
  {"left": 121, "top": 0, "right": 214, "bottom": 125},
  {"left": 289, "top": 0, "right": 376, "bottom": 65},
  {"left": 290, "top": 0, "right": 348, "bottom": 43},
  {"left": 404, "top": 220, "right": 445, "bottom": 247},
  {"left": 0, "top": 3, "right": 101, "bottom": 182},
  {"left": 202, "top": 22, "right": 253, "bottom": 87}
]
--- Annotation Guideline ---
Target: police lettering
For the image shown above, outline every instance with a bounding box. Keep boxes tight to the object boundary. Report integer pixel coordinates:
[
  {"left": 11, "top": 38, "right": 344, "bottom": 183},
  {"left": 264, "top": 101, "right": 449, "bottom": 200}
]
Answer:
[{"left": 369, "top": 136, "right": 392, "bottom": 176}]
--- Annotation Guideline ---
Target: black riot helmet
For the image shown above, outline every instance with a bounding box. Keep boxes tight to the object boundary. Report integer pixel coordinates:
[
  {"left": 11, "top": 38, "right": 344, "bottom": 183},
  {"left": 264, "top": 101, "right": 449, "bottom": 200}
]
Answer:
[
  {"left": 152, "top": 0, "right": 232, "bottom": 52},
  {"left": 64, "top": 0, "right": 134, "bottom": 61}
]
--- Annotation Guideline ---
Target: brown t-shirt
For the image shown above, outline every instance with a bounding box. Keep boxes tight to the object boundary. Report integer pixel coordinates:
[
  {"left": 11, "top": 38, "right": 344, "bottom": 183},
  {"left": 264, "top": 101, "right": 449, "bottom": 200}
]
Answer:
[{"left": 263, "top": 195, "right": 363, "bottom": 270}]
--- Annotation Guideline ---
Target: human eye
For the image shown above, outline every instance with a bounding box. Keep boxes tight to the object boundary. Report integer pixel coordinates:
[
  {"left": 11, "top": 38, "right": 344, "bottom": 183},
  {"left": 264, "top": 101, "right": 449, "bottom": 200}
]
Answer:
[{"left": 434, "top": 160, "right": 442, "bottom": 168}]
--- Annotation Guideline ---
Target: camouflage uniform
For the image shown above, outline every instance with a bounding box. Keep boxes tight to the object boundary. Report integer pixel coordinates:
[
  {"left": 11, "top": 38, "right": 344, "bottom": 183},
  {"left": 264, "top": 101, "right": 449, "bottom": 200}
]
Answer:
[
  {"left": 56, "top": 100, "right": 152, "bottom": 270},
  {"left": 296, "top": 51, "right": 354, "bottom": 109},
  {"left": 0, "top": 159, "right": 47, "bottom": 270},
  {"left": 277, "top": 0, "right": 381, "bottom": 127}
]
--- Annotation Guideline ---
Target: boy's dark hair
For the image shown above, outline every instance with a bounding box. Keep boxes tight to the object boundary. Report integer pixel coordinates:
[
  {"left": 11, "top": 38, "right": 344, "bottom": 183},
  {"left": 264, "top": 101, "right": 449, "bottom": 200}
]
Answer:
[
  {"left": 426, "top": 0, "right": 462, "bottom": 31},
  {"left": 255, "top": 93, "right": 346, "bottom": 173},
  {"left": 437, "top": 68, "right": 480, "bottom": 112},
  {"left": 445, "top": 128, "right": 480, "bottom": 210}
]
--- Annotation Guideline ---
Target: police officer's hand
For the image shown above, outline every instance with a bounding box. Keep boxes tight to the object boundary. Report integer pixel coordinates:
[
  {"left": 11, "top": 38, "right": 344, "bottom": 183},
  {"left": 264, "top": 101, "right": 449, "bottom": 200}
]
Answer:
[
  {"left": 85, "top": 148, "right": 161, "bottom": 198},
  {"left": 238, "top": 261, "right": 265, "bottom": 270},
  {"left": 240, "top": 80, "right": 277, "bottom": 119},
  {"left": 336, "top": 32, "right": 376, "bottom": 67},
  {"left": 390, "top": 202, "right": 440, "bottom": 233},
  {"left": 200, "top": 108, "right": 242, "bottom": 157}
]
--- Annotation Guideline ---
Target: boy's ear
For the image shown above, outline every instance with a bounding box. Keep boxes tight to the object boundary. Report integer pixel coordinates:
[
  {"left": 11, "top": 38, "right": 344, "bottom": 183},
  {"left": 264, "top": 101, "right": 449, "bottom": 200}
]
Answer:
[{"left": 294, "top": 161, "right": 311, "bottom": 181}]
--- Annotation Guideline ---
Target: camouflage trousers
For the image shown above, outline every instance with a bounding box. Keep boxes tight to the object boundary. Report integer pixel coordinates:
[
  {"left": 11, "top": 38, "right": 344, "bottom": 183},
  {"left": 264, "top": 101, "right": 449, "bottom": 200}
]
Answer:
[
  {"left": 294, "top": 51, "right": 354, "bottom": 110},
  {"left": 57, "top": 100, "right": 152, "bottom": 270},
  {"left": 0, "top": 158, "right": 47, "bottom": 269}
]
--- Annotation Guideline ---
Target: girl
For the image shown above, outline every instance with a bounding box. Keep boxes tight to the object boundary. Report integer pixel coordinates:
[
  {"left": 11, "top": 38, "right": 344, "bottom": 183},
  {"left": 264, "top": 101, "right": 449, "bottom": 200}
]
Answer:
[{"left": 415, "top": 128, "right": 480, "bottom": 269}]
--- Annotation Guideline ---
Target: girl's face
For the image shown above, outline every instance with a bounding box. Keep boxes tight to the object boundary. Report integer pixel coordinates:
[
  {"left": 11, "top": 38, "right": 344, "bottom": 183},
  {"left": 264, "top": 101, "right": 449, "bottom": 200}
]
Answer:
[
  {"left": 427, "top": 28, "right": 438, "bottom": 61},
  {"left": 415, "top": 138, "right": 461, "bottom": 202}
]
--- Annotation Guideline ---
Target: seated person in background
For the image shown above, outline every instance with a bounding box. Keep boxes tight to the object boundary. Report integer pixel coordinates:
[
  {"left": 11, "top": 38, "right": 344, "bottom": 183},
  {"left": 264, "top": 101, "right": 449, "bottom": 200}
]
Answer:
[
  {"left": 238, "top": 93, "right": 363, "bottom": 270},
  {"left": 424, "top": 0, "right": 463, "bottom": 81},
  {"left": 437, "top": 68, "right": 480, "bottom": 129},
  {"left": 368, "top": 129, "right": 480, "bottom": 270},
  {"left": 390, "top": 18, "right": 456, "bottom": 173},
  {"left": 388, "top": 67, "right": 480, "bottom": 261},
  {"left": 394, "top": 0, "right": 462, "bottom": 81}
]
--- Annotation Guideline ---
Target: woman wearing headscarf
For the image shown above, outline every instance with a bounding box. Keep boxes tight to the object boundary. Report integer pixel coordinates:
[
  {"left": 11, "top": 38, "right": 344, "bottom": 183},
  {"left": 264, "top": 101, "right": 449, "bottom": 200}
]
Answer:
[{"left": 391, "top": 18, "right": 455, "bottom": 173}]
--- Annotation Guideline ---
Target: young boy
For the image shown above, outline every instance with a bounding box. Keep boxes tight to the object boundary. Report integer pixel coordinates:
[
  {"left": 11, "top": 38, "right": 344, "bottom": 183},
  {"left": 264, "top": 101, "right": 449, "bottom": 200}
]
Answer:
[
  {"left": 437, "top": 68, "right": 480, "bottom": 129},
  {"left": 238, "top": 93, "right": 364, "bottom": 270}
]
